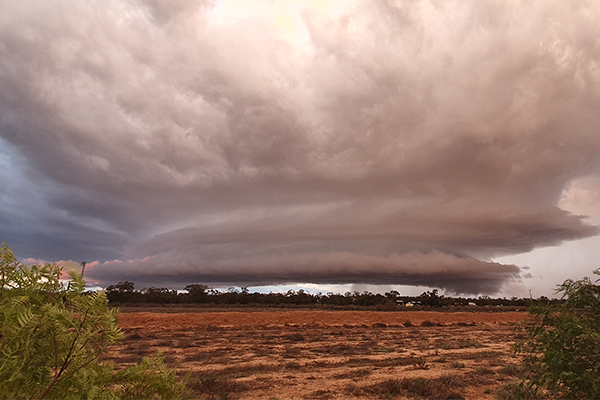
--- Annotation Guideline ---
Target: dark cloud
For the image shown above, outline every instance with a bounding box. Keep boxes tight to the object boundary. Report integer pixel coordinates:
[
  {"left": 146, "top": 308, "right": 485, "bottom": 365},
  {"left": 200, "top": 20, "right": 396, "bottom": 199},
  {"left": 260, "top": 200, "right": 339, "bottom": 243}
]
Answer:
[
  {"left": 89, "top": 250, "right": 520, "bottom": 294},
  {"left": 1, "top": 0, "right": 599, "bottom": 294}
]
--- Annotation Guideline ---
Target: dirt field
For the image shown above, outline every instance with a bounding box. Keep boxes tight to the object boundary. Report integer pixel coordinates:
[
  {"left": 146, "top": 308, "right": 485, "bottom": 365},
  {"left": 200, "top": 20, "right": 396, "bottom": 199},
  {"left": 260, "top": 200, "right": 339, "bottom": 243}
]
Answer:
[{"left": 106, "top": 310, "right": 530, "bottom": 400}]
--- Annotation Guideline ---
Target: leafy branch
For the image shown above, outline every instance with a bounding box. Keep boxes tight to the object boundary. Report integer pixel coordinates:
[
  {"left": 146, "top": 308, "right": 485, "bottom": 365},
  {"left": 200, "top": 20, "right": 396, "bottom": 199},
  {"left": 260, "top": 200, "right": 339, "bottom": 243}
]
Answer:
[{"left": 0, "top": 244, "right": 187, "bottom": 400}]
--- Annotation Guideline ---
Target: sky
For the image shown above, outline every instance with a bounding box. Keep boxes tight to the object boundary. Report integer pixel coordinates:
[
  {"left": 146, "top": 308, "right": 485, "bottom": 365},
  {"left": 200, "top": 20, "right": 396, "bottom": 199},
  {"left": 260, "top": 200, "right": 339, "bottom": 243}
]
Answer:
[{"left": 1, "top": 0, "right": 600, "bottom": 297}]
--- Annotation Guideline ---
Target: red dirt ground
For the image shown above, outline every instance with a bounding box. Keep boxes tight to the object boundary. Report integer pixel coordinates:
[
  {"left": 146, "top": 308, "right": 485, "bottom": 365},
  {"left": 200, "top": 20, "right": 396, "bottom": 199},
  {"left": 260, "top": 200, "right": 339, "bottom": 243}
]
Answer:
[
  {"left": 118, "top": 310, "right": 528, "bottom": 329},
  {"left": 109, "top": 310, "right": 530, "bottom": 400}
]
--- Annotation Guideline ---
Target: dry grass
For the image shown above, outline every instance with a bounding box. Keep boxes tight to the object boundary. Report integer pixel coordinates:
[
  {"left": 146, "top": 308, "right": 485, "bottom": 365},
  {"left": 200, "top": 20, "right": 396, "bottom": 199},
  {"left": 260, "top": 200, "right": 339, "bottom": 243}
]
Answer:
[
  {"left": 103, "top": 310, "right": 527, "bottom": 399},
  {"left": 365, "top": 374, "right": 466, "bottom": 399}
]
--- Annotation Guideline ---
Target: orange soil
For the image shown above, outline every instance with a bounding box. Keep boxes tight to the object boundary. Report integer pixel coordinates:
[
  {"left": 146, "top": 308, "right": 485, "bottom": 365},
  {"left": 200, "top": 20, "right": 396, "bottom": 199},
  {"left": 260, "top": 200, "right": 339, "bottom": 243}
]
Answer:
[
  {"left": 109, "top": 310, "right": 531, "bottom": 400},
  {"left": 118, "top": 310, "right": 528, "bottom": 329}
]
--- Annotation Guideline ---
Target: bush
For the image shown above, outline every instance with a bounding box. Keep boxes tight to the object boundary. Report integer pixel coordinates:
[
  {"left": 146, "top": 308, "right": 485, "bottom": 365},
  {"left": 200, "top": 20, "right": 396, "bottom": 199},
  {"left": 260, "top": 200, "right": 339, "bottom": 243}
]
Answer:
[
  {"left": 515, "top": 269, "right": 600, "bottom": 399},
  {"left": 0, "top": 244, "right": 186, "bottom": 399}
]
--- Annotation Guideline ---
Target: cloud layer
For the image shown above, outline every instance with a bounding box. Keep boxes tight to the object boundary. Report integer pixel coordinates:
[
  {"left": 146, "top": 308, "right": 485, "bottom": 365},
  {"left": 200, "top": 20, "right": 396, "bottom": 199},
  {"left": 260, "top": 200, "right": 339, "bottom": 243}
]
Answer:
[{"left": 1, "top": 0, "right": 599, "bottom": 294}]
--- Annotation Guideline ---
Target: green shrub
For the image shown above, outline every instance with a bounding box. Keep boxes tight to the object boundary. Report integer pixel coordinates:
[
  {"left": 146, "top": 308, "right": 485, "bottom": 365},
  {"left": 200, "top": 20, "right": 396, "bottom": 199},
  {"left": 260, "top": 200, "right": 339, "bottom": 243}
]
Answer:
[
  {"left": 515, "top": 269, "right": 600, "bottom": 399},
  {"left": 0, "top": 244, "right": 186, "bottom": 399}
]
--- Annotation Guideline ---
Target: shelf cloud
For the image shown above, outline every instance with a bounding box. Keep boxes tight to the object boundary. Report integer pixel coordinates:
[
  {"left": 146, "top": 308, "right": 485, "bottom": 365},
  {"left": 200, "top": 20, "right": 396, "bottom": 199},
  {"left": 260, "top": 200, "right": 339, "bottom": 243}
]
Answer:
[{"left": 1, "top": 0, "right": 599, "bottom": 294}]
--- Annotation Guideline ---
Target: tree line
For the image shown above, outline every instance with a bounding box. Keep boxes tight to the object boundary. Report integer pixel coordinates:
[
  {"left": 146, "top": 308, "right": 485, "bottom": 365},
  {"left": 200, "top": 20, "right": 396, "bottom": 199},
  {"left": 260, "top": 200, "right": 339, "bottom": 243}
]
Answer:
[{"left": 105, "top": 282, "right": 553, "bottom": 309}]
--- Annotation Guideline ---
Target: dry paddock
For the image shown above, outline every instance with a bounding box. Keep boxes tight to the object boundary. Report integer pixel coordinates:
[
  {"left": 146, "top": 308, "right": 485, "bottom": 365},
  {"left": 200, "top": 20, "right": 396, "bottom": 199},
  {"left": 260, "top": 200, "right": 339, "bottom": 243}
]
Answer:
[{"left": 106, "top": 310, "right": 530, "bottom": 400}]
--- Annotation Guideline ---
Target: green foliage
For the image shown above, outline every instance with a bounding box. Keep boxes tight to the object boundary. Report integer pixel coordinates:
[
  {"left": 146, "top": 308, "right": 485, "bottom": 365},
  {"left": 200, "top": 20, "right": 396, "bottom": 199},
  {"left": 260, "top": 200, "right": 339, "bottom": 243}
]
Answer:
[
  {"left": 515, "top": 269, "right": 600, "bottom": 399},
  {"left": 0, "top": 244, "right": 186, "bottom": 400}
]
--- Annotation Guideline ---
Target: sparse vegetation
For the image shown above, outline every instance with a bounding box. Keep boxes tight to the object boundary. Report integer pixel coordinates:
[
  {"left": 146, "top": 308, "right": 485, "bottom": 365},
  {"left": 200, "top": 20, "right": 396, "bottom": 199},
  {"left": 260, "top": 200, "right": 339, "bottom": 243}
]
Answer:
[
  {"left": 498, "top": 364, "right": 521, "bottom": 376},
  {"left": 495, "top": 380, "right": 541, "bottom": 400},
  {"left": 412, "top": 358, "right": 429, "bottom": 370},
  {"left": 367, "top": 375, "right": 465, "bottom": 399},
  {"left": 474, "top": 366, "right": 495, "bottom": 375},
  {"left": 105, "top": 280, "right": 537, "bottom": 310},
  {"left": 286, "top": 332, "right": 305, "bottom": 342},
  {"left": 188, "top": 373, "right": 247, "bottom": 398},
  {"left": 106, "top": 309, "right": 523, "bottom": 399},
  {"left": 457, "top": 339, "right": 484, "bottom": 348}
]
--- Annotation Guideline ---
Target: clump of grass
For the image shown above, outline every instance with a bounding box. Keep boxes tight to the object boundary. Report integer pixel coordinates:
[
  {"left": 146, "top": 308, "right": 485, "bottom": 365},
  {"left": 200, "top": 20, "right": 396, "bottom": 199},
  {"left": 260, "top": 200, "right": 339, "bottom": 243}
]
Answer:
[
  {"left": 460, "top": 350, "right": 502, "bottom": 360},
  {"left": 184, "top": 351, "right": 205, "bottom": 362},
  {"left": 403, "top": 320, "right": 414, "bottom": 327},
  {"left": 281, "top": 347, "right": 302, "bottom": 358},
  {"left": 127, "top": 333, "right": 142, "bottom": 341},
  {"left": 286, "top": 333, "right": 305, "bottom": 342},
  {"left": 367, "top": 375, "right": 465, "bottom": 399},
  {"left": 311, "top": 389, "right": 333, "bottom": 398},
  {"left": 421, "top": 320, "right": 436, "bottom": 327},
  {"left": 433, "top": 340, "right": 458, "bottom": 350},
  {"left": 495, "top": 381, "right": 541, "bottom": 400},
  {"left": 457, "top": 339, "right": 484, "bottom": 348},
  {"left": 344, "top": 383, "right": 363, "bottom": 396},
  {"left": 334, "top": 368, "right": 373, "bottom": 379},
  {"left": 189, "top": 374, "right": 247, "bottom": 397},
  {"left": 218, "top": 362, "right": 275, "bottom": 377},
  {"left": 317, "top": 344, "right": 355, "bottom": 355},
  {"left": 451, "top": 362, "right": 465, "bottom": 369},
  {"left": 284, "top": 361, "right": 301, "bottom": 370},
  {"left": 177, "top": 338, "right": 193, "bottom": 348},
  {"left": 412, "top": 358, "right": 429, "bottom": 370},
  {"left": 498, "top": 364, "right": 521, "bottom": 376},
  {"left": 437, "top": 374, "right": 465, "bottom": 388},
  {"left": 474, "top": 366, "right": 495, "bottom": 375},
  {"left": 373, "top": 355, "right": 428, "bottom": 367},
  {"left": 371, "top": 379, "right": 403, "bottom": 396}
]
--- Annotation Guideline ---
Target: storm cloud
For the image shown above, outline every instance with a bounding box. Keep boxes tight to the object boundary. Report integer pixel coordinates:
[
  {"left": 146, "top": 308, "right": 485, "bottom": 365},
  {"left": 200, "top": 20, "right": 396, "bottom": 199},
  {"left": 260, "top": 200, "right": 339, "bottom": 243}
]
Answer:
[{"left": 1, "top": 0, "right": 599, "bottom": 294}]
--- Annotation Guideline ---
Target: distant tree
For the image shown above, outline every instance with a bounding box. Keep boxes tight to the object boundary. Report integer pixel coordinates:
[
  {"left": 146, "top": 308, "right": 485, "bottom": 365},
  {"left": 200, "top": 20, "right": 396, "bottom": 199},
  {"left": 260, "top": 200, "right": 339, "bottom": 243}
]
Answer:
[
  {"left": 184, "top": 284, "right": 210, "bottom": 302},
  {"left": 144, "top": 287, "right": 178, "bottom": 303},
  {"left": 419, "top": 289, "right": 443, "bottom": 307},
  {"left": 106, "top": 281, "right": 135, "bottom": 292}
]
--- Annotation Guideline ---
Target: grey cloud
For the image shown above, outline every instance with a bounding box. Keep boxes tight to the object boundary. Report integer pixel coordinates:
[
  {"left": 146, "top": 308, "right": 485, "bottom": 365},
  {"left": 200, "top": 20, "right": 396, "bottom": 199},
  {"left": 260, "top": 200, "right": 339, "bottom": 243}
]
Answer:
[{"left": 1, "top": 0, "right": 599, "bottom": 294}]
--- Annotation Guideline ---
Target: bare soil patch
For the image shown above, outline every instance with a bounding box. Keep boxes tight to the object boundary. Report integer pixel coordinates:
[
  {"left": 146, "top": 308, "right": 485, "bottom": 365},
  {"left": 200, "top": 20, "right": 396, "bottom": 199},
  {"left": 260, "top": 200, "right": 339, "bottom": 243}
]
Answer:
[{"left": 105, "top": 310, "right": 528, "bottom": 400}]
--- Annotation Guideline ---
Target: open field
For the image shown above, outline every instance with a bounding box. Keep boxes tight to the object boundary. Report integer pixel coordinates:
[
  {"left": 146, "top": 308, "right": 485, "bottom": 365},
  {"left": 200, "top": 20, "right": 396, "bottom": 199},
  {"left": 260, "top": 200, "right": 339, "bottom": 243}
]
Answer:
[{"left": 105, "top": 310, "right": 530, "bottom": 400}]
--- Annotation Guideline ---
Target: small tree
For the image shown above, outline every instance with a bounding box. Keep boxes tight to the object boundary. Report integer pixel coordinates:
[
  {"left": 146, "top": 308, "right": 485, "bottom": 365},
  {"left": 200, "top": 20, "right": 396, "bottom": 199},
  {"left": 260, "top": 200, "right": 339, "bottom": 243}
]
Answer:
[
  {"left": 515, "top": 269, "right": 600, "bottom": 399},
  {"left": 106, "top": 281, "right": 135, "bottom": 292},
  {"left": 0, "top": 244, "right": 186, "bottom": 399},
  {"left": 419, "top": 289, "right": 443, "bottom": 307},
  {"left": 184, "top": 284, "right": 210, "bottom": 302}
]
